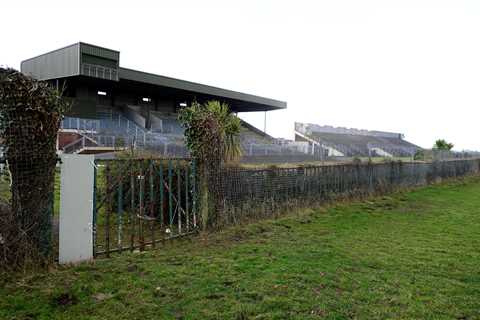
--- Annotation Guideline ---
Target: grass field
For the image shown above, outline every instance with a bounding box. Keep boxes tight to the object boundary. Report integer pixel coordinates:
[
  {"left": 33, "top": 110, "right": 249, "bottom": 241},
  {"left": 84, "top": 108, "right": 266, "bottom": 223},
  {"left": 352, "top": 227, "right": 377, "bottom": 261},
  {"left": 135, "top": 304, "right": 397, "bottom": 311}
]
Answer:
[
  {"left": 0, "top": 169, "right": 61, "bottom": 216},
  {"left": 1, "top": 177, "right": 480, "bottom": 319},
  {"left": 238, "top": 157, "right": 415, "bottom": 169}
]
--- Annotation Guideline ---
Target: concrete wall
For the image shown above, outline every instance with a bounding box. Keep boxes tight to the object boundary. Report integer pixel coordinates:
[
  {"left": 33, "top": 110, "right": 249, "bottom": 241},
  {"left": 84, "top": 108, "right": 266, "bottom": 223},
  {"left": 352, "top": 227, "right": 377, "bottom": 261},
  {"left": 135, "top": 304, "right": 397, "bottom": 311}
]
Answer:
[
  {"left": 58, "top": 132, "right": 82, "bottom": 149},
  {"left": 59, "top": 155, "right": 95, "bottom": 264},
  {"left": 125, "top": 105, "right": 147, "bottom": 128}
]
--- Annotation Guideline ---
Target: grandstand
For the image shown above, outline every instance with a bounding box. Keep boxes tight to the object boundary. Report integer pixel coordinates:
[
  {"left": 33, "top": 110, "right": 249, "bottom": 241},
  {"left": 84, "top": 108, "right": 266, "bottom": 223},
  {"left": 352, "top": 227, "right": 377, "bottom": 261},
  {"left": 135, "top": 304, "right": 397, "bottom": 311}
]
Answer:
[
  {"left": 21, "top": 42, "right": 315, "bottom": 160},
  {"left": 295, "top": 122, "right": 420, "bottom": 158},
  {"left": 22, "top": 43, "right": 421, "bottom": 163},
  {"left": 59, "top": 112, "right": 313, "bottom": 160}
]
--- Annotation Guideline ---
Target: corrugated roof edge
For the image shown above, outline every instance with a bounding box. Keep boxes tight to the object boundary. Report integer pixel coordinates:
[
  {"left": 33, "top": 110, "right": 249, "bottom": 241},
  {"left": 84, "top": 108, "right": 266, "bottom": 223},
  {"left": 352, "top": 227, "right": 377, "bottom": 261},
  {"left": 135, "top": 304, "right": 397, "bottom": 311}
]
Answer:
[
  {"left": 20, "top": 43, "right": 80, "bottom": 65},
  {"left": 78, "top": 42, "right": 120, "bottom": 54},
  {"left": 20, "top": 42, "right": 120, "bottom": 66},
  {"left": 119, "top": 67, "right": 287, "bottom": 110}
]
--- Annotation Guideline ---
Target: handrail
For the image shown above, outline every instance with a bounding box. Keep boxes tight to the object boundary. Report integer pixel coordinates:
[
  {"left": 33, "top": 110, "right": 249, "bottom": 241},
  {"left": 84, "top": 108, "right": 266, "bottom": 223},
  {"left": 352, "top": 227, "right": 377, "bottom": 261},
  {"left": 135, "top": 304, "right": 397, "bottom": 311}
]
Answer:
[{"left": 63, "top": 137, "right": 86, "bottom": 153}]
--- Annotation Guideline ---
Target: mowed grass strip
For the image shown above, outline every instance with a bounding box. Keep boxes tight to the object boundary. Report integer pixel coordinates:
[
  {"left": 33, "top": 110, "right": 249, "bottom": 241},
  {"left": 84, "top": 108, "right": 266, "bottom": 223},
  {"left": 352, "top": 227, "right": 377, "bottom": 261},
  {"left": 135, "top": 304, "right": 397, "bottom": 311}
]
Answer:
[{"left": 1, "top": 177, "right": 480, "bottom": 320}]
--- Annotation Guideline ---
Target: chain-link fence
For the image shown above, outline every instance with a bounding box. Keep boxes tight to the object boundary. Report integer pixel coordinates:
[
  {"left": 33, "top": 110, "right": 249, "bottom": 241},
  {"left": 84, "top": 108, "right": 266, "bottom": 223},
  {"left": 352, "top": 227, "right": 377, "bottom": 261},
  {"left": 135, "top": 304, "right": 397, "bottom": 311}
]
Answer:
[{"left": 208, "top": 159, "right": 480, "bottom": 227}]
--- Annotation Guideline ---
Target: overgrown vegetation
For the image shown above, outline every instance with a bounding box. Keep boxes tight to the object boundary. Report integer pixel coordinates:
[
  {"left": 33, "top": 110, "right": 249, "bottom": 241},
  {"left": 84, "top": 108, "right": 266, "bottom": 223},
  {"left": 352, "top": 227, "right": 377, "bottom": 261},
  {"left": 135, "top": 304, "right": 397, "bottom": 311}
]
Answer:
[
  {"left": 0, "top": 68, "right": 69, "bottom": 271},
  {"left": 433, "top": 139, "right": 454, "bottom": 151},
  {"left": 178, "top": 100, "right": 242, "bottom": 163},
  {"left": 178, "top": 100, "right": 242, "bottom": 229},
  {"left": 414, "top": 149, "right": 425, "bottom": 161},
  {"left": 1, "top": 176, "right": 479, "bottom": 319}
]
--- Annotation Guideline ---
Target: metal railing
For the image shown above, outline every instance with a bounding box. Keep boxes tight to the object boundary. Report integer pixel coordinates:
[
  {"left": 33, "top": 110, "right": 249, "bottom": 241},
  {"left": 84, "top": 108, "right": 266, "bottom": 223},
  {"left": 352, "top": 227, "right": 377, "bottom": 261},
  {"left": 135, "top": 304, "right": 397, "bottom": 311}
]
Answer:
[
  {"left": 61, "top": 113, "right": 148, "bottom": 149},
  {"left": 81, "top": 63, "right": 118, "bottom": 81}
]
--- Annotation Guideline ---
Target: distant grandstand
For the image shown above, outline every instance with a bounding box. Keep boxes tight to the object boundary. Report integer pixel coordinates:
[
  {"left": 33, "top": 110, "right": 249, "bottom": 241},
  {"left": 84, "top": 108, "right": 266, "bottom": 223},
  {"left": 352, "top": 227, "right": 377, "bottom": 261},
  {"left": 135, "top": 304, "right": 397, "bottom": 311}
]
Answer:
[
  {"left": 295, "top": 122, "right": 421, "bottom": 158},
  {"left": 21, "top": 43, "right": 423, "bottom": 163},
  {"left": 21, "top": 42, "right": 314, "bottom": 161}
]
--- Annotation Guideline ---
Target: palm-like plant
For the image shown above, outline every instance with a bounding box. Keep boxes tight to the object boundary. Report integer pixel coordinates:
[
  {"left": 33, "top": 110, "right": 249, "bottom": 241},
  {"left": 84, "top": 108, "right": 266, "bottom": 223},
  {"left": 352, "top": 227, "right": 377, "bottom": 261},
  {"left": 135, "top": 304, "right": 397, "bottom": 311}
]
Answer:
[
  {"left": 179, "top": 100, "right": 242, "bottom": 164},
  {"left": 433, "top": 139, "right": 454, "bottom": 151},
  {"left": 204, "top": 100, "right": 242, "bottom": 162},
  {"left": 178, "top": 100, "right": 242, "bottom": 229}
]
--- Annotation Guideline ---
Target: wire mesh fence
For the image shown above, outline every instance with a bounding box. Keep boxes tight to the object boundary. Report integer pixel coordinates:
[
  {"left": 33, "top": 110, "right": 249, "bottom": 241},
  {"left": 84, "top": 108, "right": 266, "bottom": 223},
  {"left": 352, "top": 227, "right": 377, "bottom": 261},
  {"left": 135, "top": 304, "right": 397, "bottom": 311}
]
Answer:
[{"left": 209, "top": 159, "right": 480, "bottom": 227}]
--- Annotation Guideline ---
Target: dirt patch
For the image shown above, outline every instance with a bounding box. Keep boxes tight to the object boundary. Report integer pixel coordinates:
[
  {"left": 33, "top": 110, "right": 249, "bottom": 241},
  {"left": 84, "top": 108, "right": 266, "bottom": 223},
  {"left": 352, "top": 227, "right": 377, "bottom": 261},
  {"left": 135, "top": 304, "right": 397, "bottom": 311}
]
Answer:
[{"left": 51, "top": 292, "right": 78, "bottom": 307}]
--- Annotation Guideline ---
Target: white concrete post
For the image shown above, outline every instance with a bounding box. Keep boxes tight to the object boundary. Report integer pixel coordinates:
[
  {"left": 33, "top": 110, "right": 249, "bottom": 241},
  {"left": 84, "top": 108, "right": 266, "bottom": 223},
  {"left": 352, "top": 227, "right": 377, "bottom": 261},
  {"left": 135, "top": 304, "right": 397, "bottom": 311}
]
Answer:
[{"left": 59, "top": 154, "right": 95, "bottom": 264}]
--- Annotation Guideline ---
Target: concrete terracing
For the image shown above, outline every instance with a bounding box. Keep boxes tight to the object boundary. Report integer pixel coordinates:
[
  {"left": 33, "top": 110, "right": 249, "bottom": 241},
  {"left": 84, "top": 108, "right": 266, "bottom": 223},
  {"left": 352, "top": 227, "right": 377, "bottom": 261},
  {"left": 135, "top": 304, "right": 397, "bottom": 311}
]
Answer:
[{"left": 295, "top": 122, "right": 420, "bottom": 157}]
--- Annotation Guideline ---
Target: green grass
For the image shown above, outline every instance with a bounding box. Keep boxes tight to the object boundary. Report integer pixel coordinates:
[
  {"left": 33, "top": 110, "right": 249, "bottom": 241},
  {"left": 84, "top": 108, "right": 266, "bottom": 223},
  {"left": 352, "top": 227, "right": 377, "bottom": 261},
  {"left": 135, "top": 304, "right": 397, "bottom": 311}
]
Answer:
[
  {"left": 0, "top": 176, "right": 11, "bottom": 201},
  {"left": 2, "top": 177, "right": 480, "bottom": 319},
  {"left": 238, "top": 157, "right": 416, "bottom": 169},
  {"left": 0, "top": 169, "right": 61, "bottom": 216}
]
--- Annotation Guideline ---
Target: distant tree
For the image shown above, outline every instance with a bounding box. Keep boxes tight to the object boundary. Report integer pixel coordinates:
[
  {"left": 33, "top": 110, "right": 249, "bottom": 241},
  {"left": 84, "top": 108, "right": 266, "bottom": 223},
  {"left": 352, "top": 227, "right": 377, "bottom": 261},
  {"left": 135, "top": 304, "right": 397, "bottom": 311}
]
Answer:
[
  {"left": 414, "top": 149, "right": 425, "bottom": 161},
  {"left": 433, "top": 139, "right": 454, "bottom": 151}
]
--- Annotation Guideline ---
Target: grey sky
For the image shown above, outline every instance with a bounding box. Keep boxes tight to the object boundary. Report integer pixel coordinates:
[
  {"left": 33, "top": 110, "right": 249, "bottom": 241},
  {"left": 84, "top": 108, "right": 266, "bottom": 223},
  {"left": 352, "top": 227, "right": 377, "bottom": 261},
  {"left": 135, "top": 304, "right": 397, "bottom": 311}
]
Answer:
[{"left": 2, "top": 0, "right": 479, "bottom": 150}]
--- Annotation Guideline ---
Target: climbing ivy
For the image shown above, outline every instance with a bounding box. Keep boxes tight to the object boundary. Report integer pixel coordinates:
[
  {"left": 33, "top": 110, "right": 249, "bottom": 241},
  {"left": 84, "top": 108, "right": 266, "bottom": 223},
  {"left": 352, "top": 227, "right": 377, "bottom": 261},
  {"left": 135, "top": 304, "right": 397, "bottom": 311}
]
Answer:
[
  {"left": 178, "top": 100, "right": 242, "bottom": 165},
  {"left": 0, "top": 68, "right": 69, "bottom": 269},
  {"left": 178, "top": 100, "right": 242, "bottom": 229}
]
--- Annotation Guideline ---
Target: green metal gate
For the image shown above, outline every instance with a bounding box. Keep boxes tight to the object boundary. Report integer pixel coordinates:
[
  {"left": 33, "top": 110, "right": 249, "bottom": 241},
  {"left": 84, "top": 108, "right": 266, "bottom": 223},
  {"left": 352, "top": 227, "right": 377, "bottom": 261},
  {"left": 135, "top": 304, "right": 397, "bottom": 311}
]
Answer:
[{"left": 93, "top": 158, "right": 197, "bottom": 257}]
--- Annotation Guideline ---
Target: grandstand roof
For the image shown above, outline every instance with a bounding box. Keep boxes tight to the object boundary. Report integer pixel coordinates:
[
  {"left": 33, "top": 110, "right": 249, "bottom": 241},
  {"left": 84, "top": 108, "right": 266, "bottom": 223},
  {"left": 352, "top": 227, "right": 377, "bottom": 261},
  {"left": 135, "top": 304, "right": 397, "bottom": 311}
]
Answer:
[
  {"left": 21, "top": 42, "right": 286, "bottom": 112},
  {"left": 118, "top": 67, "right": 286, "bottom": 112}
]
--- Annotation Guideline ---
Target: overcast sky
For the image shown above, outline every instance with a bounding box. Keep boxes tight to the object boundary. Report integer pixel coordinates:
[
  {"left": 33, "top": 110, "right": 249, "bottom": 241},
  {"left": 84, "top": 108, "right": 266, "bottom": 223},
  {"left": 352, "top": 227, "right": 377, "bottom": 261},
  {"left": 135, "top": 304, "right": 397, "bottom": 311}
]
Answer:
[{"left": 2, "top": 0, "right": 479, "bottom": 150}]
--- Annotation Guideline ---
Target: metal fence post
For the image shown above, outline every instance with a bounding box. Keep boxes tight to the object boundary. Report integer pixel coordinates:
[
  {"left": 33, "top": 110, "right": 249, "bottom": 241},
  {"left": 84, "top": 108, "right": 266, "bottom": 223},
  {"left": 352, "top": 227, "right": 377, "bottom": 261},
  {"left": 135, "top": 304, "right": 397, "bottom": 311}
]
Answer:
[
  {"left": 117, "top": 179, "right": 123, "bottom": 252},
  {"left": 130, "top": 167, "right": 135, "bottom": 252},
  {"left": 177, "top": 160, "right": 182, "bottom": 234},
  {"left": 149, "top": 160, "right": 155, "bottom": 248},
  {"left": 159, "top": 162, "right": 164, "bottom": 227},
  {"left": 192, "top": 159, "right": 197, "bottom": 228},
  {"left": 185, "top": 165, "right": 189, "bottom": 231},
  {"left": 168, "top": 159, "right": 173, "bottom": 230},
  {"left": 138, "top": 170, "right": 145, "bottom": 251},
  {"left": 105, "top": 164, "right": 112, "bottom": 258}
]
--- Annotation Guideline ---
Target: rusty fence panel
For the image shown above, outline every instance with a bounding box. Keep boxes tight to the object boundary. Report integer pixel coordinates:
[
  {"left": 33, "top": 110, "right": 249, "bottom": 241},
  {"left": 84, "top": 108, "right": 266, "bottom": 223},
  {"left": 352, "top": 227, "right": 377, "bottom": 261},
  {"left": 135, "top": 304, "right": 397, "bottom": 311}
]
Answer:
[{"left": 93, "top": 158, "right": 197, "bottom": 257}]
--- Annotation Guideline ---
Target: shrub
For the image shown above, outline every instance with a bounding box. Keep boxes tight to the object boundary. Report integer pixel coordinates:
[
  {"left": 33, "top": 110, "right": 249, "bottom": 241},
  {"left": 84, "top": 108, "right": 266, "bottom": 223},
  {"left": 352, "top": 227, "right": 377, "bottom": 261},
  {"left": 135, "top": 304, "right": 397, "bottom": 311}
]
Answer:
[{"left": 0, "top": 68, "right": 69, "bottom": 270}]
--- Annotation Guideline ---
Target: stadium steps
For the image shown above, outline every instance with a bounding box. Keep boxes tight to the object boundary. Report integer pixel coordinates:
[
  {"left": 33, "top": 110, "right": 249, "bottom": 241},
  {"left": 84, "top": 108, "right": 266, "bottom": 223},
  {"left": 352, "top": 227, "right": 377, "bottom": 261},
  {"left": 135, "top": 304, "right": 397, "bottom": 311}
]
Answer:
[{"left": 295, "top": 124, "right": 420, "bottom": 157}]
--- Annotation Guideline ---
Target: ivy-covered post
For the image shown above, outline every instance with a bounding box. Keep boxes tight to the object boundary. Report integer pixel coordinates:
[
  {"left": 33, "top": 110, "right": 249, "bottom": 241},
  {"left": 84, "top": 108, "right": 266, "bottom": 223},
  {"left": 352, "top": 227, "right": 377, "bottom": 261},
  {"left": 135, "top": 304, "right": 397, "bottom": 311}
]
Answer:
[
  {"left": 0, "top": 68, "right": 69, "bottom": 268},
  {"left": 178, "top": 101, "right": 241, "bottom": 230},
  {"left": 199, "top": 162, "right": 210, "bottom": 230}
]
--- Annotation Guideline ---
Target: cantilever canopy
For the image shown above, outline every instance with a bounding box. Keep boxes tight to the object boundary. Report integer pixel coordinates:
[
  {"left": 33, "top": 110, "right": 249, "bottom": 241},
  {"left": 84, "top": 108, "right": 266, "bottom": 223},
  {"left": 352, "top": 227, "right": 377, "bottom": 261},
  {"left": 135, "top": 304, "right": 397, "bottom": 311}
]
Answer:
[
  {"left": 21, "top": 42, "right": 287, "bottom": 113},
  {"left": 118, "top": 68, "right": 286, "bottom": 112}
]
